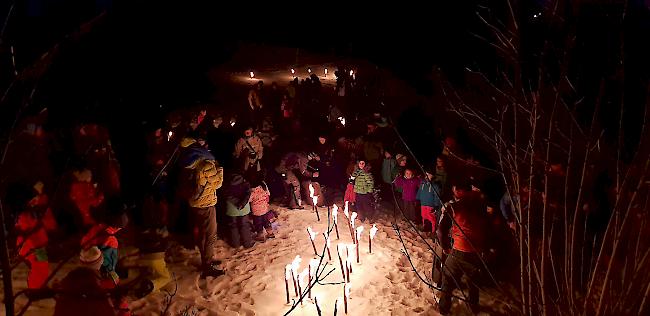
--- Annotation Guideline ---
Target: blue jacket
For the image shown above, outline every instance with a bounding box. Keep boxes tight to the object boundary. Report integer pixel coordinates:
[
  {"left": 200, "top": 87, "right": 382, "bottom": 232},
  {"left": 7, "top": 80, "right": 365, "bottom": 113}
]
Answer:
[{"left": 416, "top": 180, "right": 442, "bottom": 208}]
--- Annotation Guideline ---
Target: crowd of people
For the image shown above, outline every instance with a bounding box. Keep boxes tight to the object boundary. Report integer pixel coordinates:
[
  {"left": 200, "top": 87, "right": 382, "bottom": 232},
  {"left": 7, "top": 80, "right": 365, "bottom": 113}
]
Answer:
[{"left": 3, "top": 66, "right": 597, "bottom": 315}]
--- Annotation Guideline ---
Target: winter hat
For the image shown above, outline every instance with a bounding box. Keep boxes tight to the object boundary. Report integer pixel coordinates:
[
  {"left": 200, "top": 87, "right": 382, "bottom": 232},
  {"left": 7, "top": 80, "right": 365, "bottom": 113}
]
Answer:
[
  {"left": 395, "top": 154, "right": 407, "bottom": 163},
  {"left": 80, "top": 246, "right": 103, "bottom": 271},
  {"left": 180, "top": 137, "right": 197, "bottom": 148}
]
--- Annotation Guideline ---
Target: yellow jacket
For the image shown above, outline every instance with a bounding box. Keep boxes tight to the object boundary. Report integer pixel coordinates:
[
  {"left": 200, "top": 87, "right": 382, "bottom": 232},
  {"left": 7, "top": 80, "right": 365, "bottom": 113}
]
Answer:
[{"left": 189, "top": 159, "right": 223, "bottom": 208}]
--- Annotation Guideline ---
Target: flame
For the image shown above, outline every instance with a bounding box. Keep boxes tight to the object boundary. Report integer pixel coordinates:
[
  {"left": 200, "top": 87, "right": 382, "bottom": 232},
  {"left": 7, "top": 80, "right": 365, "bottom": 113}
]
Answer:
[
  {"left": 350, "top": 212, "right": 358, "bottom": 225},
  {"left": 249, "top": 71, "right": 255, "bottom": 78},
  {"left": 312, "top": 195, "right": 318, "bottom": 205},
  {"left": 370, "top": 224, "right": 378, "bottom": 240},
  {"left": 332, "top": 205, "right": 339, "bottom": 223},
  {"left": 167, "top": 131, "right": 173, "bottom": 141},
  {"left": 299, "top": 268, "right": 308, "bottom": 284},
  {"left": 355, "top": 226, "right": 364, "bottom": 240},
  {"left": 308, "top": 67, "right": 312, "bottom": 73},
  {"left": 326, "top": 235, "right": 331, "bottom": 248},
  {"left": 324, "top": 68, "right": 328, "bottom": 75},
  {"left": 285, "top": 264, "right": 292, "bottom": 280},
  {"left": 338, "top": 116, "right": 346, "bottom": 126},
  {"left": 346, "top": 244, "right": 356, "bottom": 261},
  {"left": 307, "top": 226, "right": 317, "bottom": 240},
  {"left": 309, "top": 183, "right": 315, "bottom": 197},
  {"left": 309, "top": 259, "right": 319, "bottom": 276},
  {"left": 344, "top": 202, "right": 349, "bottom": 218},
  {"left": 291, "top": 255, "right": 302, "bottom": 273},
  {"left": 344, "top": 284, "right": 351, "bottom": 298},
  {"left": 291, "top": 68, "right": 295, "bottom": 74},
  {"left": 349, "top": 70, "right": 354, "bottom": 76}
]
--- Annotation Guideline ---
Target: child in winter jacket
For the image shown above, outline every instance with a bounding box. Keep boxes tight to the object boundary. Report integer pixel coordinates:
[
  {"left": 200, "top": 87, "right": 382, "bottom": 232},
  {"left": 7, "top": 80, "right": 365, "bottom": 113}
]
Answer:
[
  {"left": 393, "top": 168, "right": 421, "bottom": 223},
  {"left": 224, "top": 173, "right": 254, "bottom": 248},
  {"left": 351, "top": 159, "right": 375, "bottom": 221},
  {"left": 249, "top": 175, "right": 275, "bottom": 241},
  {"left": 416, "top": 170, "right": 442, "bottom": 232},
  {"left": 81, "top": 200, "right": 128, "bottom": 286},
  {"left": 15, "top": 210, "right": 49, "bottom": 289}
]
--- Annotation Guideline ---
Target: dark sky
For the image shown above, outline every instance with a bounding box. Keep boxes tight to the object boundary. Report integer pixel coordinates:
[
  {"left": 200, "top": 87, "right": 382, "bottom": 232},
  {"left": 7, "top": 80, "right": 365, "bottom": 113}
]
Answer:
[{"left": 1, "top": 1, "right": 648, "bottom": 121}]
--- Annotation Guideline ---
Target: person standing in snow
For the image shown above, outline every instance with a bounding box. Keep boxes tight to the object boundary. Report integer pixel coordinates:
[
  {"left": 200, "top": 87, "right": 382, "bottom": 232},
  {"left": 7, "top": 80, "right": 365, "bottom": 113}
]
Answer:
[
  {"left": 233, "top": 126, "right": 264, "bottom": 175},
  {"left": 416, "top": 168, "right": 442, "bottom": 232},
  {"left": 223, "top": 172, "right": 254, "bottom": 248},
  {"left": 436, "top": 179, "right": 489, "bottom": 315},
  {"left": 179, "top": 137, "right": 225, "bottom": 278},
  {"left": 393, "top": 168, "right": 421, "bottom": 224},
  {"left": 351, "top": 159, "right": 375, "bottom": 221}
]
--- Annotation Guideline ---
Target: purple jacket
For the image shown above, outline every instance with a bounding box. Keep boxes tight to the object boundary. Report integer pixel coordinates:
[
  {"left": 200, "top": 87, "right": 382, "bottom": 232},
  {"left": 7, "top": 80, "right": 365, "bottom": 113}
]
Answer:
[{"left": 394, "top": 176, "right": 420, "bottom": 202}]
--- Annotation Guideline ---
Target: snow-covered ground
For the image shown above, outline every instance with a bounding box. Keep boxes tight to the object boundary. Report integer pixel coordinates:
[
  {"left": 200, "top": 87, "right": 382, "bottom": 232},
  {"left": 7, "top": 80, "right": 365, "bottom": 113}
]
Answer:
[{"left": 129, "top": 204, "right": 441, "bottom": 316}]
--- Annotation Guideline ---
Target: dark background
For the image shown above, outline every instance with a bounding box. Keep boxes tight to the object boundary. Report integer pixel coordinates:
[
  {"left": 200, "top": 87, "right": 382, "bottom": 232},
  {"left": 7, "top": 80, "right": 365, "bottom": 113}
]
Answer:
[{"left": 0, "top": 0, "right": 648, "bottom": 199}]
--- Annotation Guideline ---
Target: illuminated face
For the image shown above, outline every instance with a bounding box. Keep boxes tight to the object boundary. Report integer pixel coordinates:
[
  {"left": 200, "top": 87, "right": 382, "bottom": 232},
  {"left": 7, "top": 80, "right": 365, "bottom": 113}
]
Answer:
[
  {"left": 452, "top": 186, "right": 466, "bottom": 199},
  {"left": 404, "top": 170, "right": 413, "bottom": 179},
  {"left": 399, "top": 159, "right": 407, "bottom": 167},
  {"left": 358, "top": 161, "right": 366, "bottom": 169},
  {"left": 244, "top": 129, "right": 253, "bottom": 137},
  {"left": 318, "top": 137, "right": 326, "bottom": 145}
]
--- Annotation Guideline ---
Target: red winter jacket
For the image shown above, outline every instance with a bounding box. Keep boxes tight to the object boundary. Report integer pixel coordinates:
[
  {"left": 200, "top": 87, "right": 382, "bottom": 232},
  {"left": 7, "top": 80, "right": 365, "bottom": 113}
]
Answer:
[{"left": 438, "top": 192, "right": 489, "bottom": 253}]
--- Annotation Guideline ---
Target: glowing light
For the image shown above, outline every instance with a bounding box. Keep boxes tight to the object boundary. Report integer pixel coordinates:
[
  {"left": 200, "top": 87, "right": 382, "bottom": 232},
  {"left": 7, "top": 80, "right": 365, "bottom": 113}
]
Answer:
[
  {"left": 370, "top": 224, "right": 378, "bottom": 240},
  {"left": 332, "top": 205, "right": 339, "bottom": 224},
  {"left": 355, "top": 226, "right": 364, "bottom": 241},
  {"left": 349, "top": 70, "right": 354, "bottom": 76},
  {"left": 249, "top": 71, "right": 255, "bottom": 78},
  {"left": 308, "top": 67, "right": 312, "bottom": 73},
  {"left": 291, "top": 68, "right": 295, "bottom": 74},
  {"left": 338, "top": 116, "right": 346, "bottom": 126},
  {"left": 167, "top": 131, "right": 173, "bottom": 141},
  {"left": 285, "top": 264, "right": 292, "bottom": 280},
  {"left": 309, "top": 183, "right": 315, "bottom": 197},
  {"left": 307, "top": 226, "right": 317, "bottom": 240},
  {"left": 324, "top": 68, "right": 328, "bottom": 76},
  {"left": 291, "top": 255, "right": 302, "bottom": 273}
]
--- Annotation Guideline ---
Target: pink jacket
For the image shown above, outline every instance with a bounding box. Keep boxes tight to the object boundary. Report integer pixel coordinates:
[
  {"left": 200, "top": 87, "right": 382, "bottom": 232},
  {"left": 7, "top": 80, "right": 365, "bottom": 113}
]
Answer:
[{"left": 249, "top": 184, "right": 270, "bottom": 216}]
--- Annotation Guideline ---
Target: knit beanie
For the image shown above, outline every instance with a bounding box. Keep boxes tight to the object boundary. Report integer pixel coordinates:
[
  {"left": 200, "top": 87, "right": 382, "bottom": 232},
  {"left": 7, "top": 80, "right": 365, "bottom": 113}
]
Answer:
[{"left": 80, "top": 246, "right": 103, "bottom": 271}]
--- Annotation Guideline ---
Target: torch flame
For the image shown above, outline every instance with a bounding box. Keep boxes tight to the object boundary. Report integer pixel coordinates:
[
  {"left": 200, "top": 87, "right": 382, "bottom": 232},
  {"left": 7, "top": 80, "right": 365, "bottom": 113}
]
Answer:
[
  {"left": 285, "top": 264, "right": 292, "bottom": 280},
  {"left": 309, "top": 259, "right": 319, "bottom": 277},
  {"left": 350, "top": 212, "right": 358, "bottom": 225},
  {"left": 250, "top": 71, "right": 255, "bottom": 78},
  {"left": 307, "top": 226, "right": 317, "bottom": 240},
  {"left": 291, "top": 255, "right": 302, "bottom": 273},
  {"left": 167, "top": 131, "right": 173, "bottom": 141},
  {"left": 312, "top": 195, "right": 318, "bottom": 206},
  {"left": 355, "top": 226, "right": 364, "bottom": 240},
  {"left": 332, "top": 205, "right": 339, "bottom": 223},
  {"left": 370, "top": 224, "right": 378, "bottom": 240},
  {"left": 299, "top": 268, "right": 308, "bottom": 285},
  {"left": 309, "top": 183, "right": 315, "bottom": 197},
  {"left": 291, "top": 68, "right": 295, "bottom": 74},
  {"left": 344, "top": 201, "right": 349, "bottom": 218}
]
